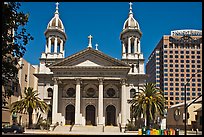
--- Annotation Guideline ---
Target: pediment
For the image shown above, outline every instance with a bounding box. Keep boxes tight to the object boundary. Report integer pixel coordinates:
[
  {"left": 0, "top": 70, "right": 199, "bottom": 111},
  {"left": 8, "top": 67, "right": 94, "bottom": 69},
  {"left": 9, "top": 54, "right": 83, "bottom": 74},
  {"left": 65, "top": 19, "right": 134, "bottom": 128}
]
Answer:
[
  {"left": 75, "top": 60, "right": 101, "bottom": 67},
  {"left": 50, "top": 47, "right": 129, "bottom": 67}
]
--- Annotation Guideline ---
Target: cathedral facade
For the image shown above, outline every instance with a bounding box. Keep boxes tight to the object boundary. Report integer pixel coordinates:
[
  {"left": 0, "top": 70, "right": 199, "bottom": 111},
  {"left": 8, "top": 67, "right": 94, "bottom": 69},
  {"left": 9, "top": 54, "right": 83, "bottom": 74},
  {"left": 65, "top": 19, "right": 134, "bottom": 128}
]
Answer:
[{"left": 35, "top": 3, "right": 147, "bottom": 128}]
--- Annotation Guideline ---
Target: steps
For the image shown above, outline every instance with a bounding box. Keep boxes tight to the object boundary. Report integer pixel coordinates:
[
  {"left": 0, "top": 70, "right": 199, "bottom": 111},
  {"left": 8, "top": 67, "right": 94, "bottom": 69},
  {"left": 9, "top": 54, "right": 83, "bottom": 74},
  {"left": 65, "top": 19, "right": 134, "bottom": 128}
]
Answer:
[
  {"left": 72, "top": 125, "right": 103, "bottom": 132},
  {"left": 54, "top": 125, "right": 71, "bottom": 132},
  {"left": 53, "top": 125, "right": 120, "bottom": 133},
  {"left": 104, "top": 126, "right": 120, "bottom": 132}
]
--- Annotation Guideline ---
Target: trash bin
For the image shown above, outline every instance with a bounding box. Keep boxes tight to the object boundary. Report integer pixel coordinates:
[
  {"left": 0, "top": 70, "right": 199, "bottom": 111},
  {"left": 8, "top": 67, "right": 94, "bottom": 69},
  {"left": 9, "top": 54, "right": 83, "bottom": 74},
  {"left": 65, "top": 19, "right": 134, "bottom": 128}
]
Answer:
[{"left": 175, "top": 128, "right": 179, "bottom": 135}]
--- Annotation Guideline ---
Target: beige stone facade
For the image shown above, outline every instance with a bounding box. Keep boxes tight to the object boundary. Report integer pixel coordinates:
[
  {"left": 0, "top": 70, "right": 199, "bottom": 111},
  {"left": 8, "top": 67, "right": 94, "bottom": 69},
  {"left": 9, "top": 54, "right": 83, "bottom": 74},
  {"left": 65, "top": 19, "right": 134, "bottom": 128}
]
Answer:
[{"left": 2, "top": 58, "right": 38, "bottom": 126}]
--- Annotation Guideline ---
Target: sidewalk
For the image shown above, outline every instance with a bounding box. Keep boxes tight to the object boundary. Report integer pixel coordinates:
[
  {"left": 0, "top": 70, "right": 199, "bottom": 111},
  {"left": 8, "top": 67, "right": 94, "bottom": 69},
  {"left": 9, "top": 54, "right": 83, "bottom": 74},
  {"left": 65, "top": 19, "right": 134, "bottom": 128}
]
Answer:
[{"left": 24, "top": 129, "right": 202, "bottom": 135}]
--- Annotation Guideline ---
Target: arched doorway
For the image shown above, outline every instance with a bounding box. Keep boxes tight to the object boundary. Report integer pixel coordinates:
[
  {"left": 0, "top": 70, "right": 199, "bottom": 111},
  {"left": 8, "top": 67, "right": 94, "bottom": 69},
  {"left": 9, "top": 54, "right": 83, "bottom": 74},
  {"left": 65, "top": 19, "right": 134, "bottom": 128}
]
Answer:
[
  {"left": 65, "top": 104, "right": 75, "bottom": 125},
  {"left": 106, "top": 105, "right": 116, "bottom": 126},
  {"left": 86, "top": 105, "right": 96, "bottom": 126}
]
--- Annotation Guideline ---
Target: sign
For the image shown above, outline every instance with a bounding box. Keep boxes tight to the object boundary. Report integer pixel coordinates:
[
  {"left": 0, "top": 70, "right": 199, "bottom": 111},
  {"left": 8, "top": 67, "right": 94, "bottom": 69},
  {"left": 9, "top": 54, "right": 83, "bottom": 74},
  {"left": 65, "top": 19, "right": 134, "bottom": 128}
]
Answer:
[{"left": 171, "top": 30, "right": 202, "bottom": 36}]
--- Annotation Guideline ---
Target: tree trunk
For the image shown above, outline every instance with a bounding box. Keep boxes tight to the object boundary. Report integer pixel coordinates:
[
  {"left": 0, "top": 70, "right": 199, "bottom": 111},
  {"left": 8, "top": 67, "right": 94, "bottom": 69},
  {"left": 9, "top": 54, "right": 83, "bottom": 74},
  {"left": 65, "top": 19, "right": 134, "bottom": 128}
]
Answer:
[
  {"left": 146, "top": 105, "right": 150, "bottom": 130},
  {"left": 28, "top": 108, "right": 33, "bottom": 129}
]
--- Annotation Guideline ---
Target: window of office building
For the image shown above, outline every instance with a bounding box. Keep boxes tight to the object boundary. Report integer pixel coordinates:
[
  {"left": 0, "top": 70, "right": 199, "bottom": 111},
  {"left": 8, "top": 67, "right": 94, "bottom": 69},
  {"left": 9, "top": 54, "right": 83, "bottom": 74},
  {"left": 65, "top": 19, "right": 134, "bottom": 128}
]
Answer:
[
  {"left": 187, "top": 97, "right": 190, "bottom": 100},
  {"left": 197, "top": 56, "right": 200, "bottom": 59},
  {"left": 186, "top": 69, "right": 190, "bottom": 72},
  {"left": 192, "top": 60, "right": 195, "bottom": 63},
  {"left": 191, "top": 51, "right": 195, "bottom": 54},
  {"left": 192, "top": 56, "right": 195, "bottom": 59},
  {"left": 170, "top": 92, "right": 173, "bottom": 95},
  {"left": 175, "top": 83, "right": 179, "bottom": 86},
  {"left": 181, "top": 60, "right": 184, "bottom": 63},
  {"left": 180, "top": 55, "right": 184, "bottom": 58},
  {"left": 180, "top": 51, "right": 184, "bottom": 54},
  {"left": 175, "top": 92, "right": 179, "bottom": 96},
  {"left": 192, "top": 93, "right": 196, "bottom": 96},
  {"left": 175, "top": 51, "right": 178, "bottom": 54},
  {"left": 175, "top": 74, "right": 179, "bottom": 77},
  {"left": 175, "top": 97, "right": 179, "bottom": 100},
  {"left": 170, "top": 88, "right": 174, "bottom": 91},
  {"left": 170, "top": 97, "right": 174, "bottom": 100},
  {"left": 197, "top": 60, "right": 200, "bottom": 63},
  {"left": 175, "top": 60, "right": 178, "bottom": 63},
  {"left": 181, "top": 74, "right": 184, "bottom": 77},
  {"left": 170, "top": 73, "right": 173, "bottom": 76},
  {"left": 197, "top": 51, "right": 200, "bottom": 54},
  {"left": 186, "top": 51, "right": 189, "bottom": 54},
  {"left": 186, "top": 64, "right": 190, "bottom": 68},
  {"left": 186, "top": 74, "right": 190, "bottom": 77},
  {"left": 181, "top": 69, "right": 184, "bottom": 72},
  {"left": 197, "top": 65, "right": 201, "bottom": 68},
  {"left": 164, "top": 92, "right": 168, "bottom": 95},
  {"left": 186, "top": 60, "right": 190, "bottom": 63},
  {"left": 175, "top": 88, "right": 179, "bottom": 91}
]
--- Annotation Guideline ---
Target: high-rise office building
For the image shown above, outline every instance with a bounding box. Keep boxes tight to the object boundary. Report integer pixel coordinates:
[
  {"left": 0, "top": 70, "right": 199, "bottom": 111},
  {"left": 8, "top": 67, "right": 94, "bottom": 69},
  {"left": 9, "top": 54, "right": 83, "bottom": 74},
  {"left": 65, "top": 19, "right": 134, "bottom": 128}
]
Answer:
[{"left": 146, "top": 29, "right": 202, "bottom": 108}]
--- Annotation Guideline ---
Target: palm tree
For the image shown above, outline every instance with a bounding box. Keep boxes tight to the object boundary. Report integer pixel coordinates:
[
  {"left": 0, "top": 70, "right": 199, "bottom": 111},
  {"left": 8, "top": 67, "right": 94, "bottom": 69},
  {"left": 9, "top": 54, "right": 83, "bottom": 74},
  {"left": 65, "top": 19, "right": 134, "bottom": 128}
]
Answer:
[
  {"left": 10, "top": 87, "right": 49, "bottom": 128},
  {"left": 128, "top": 83, "right": 166, "bottom": 129}
]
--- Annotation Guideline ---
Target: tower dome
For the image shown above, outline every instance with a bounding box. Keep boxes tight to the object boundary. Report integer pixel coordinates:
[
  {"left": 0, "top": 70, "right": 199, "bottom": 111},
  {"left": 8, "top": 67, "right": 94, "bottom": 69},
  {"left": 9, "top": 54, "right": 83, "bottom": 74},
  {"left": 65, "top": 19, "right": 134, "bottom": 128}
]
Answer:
[
  {"left": 122, "top": 2, "right": 140, "bottom": 30},
  {"left": 46, "top": 2, "right": 65, "bottom": 32}
]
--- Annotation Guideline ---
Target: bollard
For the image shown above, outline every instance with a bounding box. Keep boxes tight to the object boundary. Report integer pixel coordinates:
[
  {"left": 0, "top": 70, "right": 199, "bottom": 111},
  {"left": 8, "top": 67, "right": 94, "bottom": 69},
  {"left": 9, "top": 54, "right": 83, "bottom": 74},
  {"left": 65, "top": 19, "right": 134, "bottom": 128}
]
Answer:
[
  {"left": 146, "top": 129, "right": 150, "bottom": 135},
  {"left": 138, "top": 128, "right": 142, "bottom": 135}
]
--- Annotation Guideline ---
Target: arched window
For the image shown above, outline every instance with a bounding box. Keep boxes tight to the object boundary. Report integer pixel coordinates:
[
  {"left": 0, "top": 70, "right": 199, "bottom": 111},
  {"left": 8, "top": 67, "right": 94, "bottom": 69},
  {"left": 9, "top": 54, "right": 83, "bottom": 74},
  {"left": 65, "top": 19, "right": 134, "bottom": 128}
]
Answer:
[
  {"left": 132, "top": 64, "right": 134, "bottom": 73},
  {"left": 130, "top": 88, "right": 136, "bottom": 98},
  {"left": 47, "top": 88, "right": 53, "bottom": 97}
]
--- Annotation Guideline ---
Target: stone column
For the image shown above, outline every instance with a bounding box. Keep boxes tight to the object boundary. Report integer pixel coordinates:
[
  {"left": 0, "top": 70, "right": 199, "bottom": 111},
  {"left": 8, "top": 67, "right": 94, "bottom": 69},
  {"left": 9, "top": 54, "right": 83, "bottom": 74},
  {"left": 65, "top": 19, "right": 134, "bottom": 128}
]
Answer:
[
  {"left": 138, "top": 39, "right": 141, "bottom": 53},
  {"left": 128, "top": 37, "right": 131, "bottom": 53},
  {"left": 54, "top": 37, "right": 58, "bottom": 53},
  {"left": 134, "top": 37, "right": 138, "bottom": 53},
  {"left": 98, "top": 78, "right": 104, "bottom": 125},
  {"left": 48, "top": 37, "right": 51, "bottom": 53},
  {"left": 75, "top": 78, "right": 81, "bottom": 125},
  {"left": 121, "top": 79, "right": 127, "bottom": 127},
  {"left": 60, "top": 40, "right": 64, "bottom": 56},
  {"left": 52, "top": 78, "right": 59, "bottom": 124}
]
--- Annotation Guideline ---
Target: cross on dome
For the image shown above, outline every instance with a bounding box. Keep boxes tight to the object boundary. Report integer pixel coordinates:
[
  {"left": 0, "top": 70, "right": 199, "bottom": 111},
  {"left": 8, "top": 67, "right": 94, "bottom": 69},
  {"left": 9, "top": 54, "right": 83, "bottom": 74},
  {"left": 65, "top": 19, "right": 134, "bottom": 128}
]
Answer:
[
  {"left": 88, "top": 35, "right": 93, "bottom": 48},
  {"left": 129, "top": 2, "right": 133, "bottom": 15},
  {"left": 55, "top": 2, "right": 59, "bottom": 15}
]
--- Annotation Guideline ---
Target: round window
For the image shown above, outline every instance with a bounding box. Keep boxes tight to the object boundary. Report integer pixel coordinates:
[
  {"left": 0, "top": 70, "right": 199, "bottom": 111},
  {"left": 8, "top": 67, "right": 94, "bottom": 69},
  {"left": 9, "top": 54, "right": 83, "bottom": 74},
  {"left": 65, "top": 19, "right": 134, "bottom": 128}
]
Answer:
[
  {"left": 86, "top": 88, "right": 95, "bottom": 97},
  {"left": 107, "top": 88, "right": 115, "bottom": 97},
  {"left": 67, "top": 88, "right": 75, "bottom": 97}
]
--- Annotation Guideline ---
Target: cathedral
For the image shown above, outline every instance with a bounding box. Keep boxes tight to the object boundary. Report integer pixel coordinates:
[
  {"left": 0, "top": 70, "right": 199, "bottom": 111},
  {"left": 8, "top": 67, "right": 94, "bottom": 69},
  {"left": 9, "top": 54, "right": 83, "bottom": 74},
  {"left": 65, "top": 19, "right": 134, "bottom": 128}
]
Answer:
[{"left": 34, "top": 2, "right": 147, "bottom": 129}]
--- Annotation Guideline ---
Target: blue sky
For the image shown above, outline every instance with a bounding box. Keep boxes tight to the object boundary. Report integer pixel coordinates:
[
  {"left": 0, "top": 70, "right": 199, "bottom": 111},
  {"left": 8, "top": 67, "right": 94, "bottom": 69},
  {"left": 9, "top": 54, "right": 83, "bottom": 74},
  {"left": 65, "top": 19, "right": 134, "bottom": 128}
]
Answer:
[{"left": 20, "top": 2, "right": 202, "bottom": 68}]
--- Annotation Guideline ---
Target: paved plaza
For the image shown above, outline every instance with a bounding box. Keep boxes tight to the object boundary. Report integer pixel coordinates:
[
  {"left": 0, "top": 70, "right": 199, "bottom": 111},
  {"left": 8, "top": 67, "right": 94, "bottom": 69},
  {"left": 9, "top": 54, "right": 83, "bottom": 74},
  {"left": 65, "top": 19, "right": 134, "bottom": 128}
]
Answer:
[{"left": 20, "top": 128, "right": 202, "bottom": 135}]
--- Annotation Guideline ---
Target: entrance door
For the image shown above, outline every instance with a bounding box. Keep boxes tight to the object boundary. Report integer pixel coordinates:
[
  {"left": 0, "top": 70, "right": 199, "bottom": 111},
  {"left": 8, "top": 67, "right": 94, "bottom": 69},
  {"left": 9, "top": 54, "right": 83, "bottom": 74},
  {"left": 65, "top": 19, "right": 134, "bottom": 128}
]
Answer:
[
  {"left": 106, "top": 105, "right": 116, "bottom": 126},
  {"left": 86, "top": 105, "right": 95, "bottom": 126},
  {"left": 65, "top": 105, "right": 75, "bottom": 125}
]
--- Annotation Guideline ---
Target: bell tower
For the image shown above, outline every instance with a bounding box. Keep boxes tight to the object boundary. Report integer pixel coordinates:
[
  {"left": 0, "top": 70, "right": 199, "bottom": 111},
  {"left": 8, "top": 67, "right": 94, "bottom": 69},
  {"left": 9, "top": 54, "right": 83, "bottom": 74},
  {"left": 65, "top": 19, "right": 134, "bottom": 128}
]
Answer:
[
  {"left": 120, "top": 2, "right": 145, "bottom": 74},
  {"left": 39, "top": 2, "right": 67, "bottom": 73}
]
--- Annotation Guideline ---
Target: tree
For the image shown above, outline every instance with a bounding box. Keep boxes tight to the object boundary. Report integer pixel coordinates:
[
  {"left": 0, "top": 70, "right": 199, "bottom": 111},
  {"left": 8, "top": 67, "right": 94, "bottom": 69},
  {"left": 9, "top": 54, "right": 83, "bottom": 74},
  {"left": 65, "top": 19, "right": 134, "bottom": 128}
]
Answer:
[
  {"left": 2, "top": 2, "right": 33, "bottom": 97},
  {"left": 128, "top": 83, "right": 166, "bottom": 129},
  {"left": 10, "top": 87, "right": 49, "bottom": 128}
]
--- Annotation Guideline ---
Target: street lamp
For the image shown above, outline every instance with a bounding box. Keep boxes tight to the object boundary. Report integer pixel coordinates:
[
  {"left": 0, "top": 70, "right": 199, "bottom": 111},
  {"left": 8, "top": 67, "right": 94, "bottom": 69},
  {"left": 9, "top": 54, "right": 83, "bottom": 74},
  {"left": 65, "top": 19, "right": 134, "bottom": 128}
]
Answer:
[{"left": 184, "top": 69, "right": 202, "bottom": 135}]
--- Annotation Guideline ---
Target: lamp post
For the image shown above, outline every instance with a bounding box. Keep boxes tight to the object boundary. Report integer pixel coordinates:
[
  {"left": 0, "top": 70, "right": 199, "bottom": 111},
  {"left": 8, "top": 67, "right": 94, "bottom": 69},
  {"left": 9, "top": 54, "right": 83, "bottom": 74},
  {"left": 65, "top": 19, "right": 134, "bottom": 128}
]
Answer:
[{"left": 184, "top": 69, "right": 202, "bottom": 135}]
